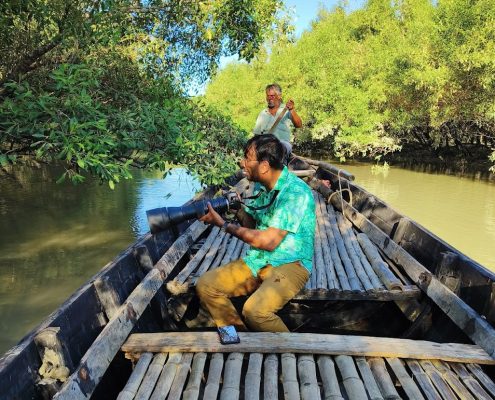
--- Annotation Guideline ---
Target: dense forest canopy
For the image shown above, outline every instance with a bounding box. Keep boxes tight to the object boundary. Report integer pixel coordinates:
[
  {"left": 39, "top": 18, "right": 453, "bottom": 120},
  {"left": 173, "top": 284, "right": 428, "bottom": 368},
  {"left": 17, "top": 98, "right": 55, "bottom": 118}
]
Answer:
[
  {"left": 1, "top": 0, "right": 494, "bottom": 187},
  {"left": 204, "top": 0, "right": 495, "bottom": 171},
  {"left": 0, "top": 0, "right": 284, "bottom": 186}
]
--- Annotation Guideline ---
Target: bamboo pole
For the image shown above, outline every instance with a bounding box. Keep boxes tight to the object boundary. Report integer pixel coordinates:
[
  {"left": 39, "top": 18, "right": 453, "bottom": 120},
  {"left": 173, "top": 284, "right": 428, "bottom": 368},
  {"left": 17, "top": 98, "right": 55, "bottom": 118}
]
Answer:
[
  {"left": 182, "top": 352, "right": 207, "bottom": 400},
  {"left": 315, "top": 195, "right": 339, "bottom": 289},
  {"left": 348, "top": 229, "right": 384, "bottom": 290},
  {"left": 54, "top": 221, "right": 208, "bottom": 400},
  {"left": 220, "top": 236, "right": 240, "bottom": 266},
  {"left": 419, "top": 360, "right": 457, "bottom": 399},
  {"left": 466, "top": 363, "right": 495, "bottom": 397},
  {"left": 354, "top": 357, "right": 383, "bottom": 400},
  {"left": 282, "top": 353, "right": 300, "bottom": 400},
  {"left": 334, "top": 355, "right": 368, "bottom": 399},
  {"left": 448, "top": 362, "right": 492, "bottom": 400},
  {"left": 317, "top": 355, "right": 344, "bottom": 400},
  {"left": 264, "top": 354, "right": 279, "bottom": 400},
  {"left": 232, "top": 238, "right": 245, "bottom": 261},
  {"left": 386, "top": 357, "right": 425, "bottom": 399},
  {"left": 220, "top": 352, "right": 244, "bottom": 400},
  {"left": 203, "top": 353, "right": 224, "bottom": 400},
  {"left": 406, "top": 360, "right": 442, "bottom": 400},
  {"left": 193, "top": 231, "right": 227, "bottom": 277},
  {"left": 314, "top": 219, "right": 329, "bottom": 289},
  {"left": 326, "top": 206, "right": 362, "bottom": 291},
  {"left": 430, "top": 360, "right": 475, "bottom": 399},
  {"left": 167, "top": 352, "right": 194, "bottom": 400},
  {"left": 166, "top": 226, "right": 221, "bottom": 294},
  {"left": 336, "top": 212, "right": 374, "bottom": 291},
  {"left": 356, "top": 233, "right": 402, "bottom": 290},
  {"left": 319, "top": 203, "right": 349, "bottom": 290},
  {"left": 135, "top": 353, "right": 167, "bottom": 400},
  {"left": 150, "top": 352, "right": 183, "bottom": 400},
  {"left": 240, "top": 242, "right": 250, "bottom": 258},
  {"left": 367, "top": 357, "right": 400, "bottom": 399},
  {"left": 210, "top": 232, "right": 231, "bottom": 269},
  {"left": 117, "top": 352, "right": 153, "bottom": 400},
  {"left": 330, "top": 193, "right": 495, "bottom": 360},
  {"left": 297, "top": 354, "right": 320, "bottom": 400},
  {"left": 245, "top": 353, "right": 263, "bottom": 400}
]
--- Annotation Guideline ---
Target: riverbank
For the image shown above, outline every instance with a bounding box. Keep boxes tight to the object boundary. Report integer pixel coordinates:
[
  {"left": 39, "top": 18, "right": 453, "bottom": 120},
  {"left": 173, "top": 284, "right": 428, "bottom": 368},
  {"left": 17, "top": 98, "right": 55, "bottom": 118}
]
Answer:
[{"left": 295, "top": 141, "right": 495, "bottom": 182}]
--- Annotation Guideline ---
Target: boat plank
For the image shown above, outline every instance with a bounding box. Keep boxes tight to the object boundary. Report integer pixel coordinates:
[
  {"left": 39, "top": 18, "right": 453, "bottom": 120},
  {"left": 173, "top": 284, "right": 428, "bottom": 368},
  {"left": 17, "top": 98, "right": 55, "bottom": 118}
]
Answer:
[
  {"left": 330, "top": 194, "right": 495, "bottom": 360},
  {"left": 54, "top": 221, "right": 208, "bottom": 400},
  {"left": 122, "top": 332, "right": 495, "bottom": 364}
]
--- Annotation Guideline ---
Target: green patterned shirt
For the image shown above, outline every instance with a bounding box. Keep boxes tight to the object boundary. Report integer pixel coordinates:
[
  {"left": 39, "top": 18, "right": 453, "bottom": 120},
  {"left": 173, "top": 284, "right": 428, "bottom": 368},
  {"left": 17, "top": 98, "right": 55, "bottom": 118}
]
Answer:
[{"left": 242, "top": 167, "right": 316, "bottom": 276}]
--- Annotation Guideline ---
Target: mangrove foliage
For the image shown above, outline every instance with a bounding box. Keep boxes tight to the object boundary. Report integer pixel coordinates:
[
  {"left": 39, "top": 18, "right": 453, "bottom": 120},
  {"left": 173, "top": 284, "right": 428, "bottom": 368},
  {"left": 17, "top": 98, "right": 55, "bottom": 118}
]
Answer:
[
  {"left": 0, "top": 0, "right": 284, "bottom": 186},
  {"left": 204, "top": 0, "right": 495, "bottom": 171}
]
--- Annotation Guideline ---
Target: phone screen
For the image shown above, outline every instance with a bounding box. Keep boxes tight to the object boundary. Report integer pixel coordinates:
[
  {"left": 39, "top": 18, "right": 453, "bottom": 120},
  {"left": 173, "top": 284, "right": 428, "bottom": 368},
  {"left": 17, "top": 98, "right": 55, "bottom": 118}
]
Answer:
[{"left": 217, "top": 325, "right": 240, "bottom": 345}]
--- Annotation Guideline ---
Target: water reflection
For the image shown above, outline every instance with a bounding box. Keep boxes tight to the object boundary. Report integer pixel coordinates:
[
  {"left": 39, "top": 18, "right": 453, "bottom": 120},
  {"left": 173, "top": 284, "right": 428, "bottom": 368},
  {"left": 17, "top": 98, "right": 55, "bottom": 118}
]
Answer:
[{"left": 0, "top": 167, "right": 200, "bottom": 355}]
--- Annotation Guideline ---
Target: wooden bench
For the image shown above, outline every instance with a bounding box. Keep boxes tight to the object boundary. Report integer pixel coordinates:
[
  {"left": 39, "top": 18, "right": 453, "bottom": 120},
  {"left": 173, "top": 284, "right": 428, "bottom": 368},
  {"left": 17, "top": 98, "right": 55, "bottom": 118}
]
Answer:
[{"left": 118, "top": 332, "right": 495, "bottom": 400}]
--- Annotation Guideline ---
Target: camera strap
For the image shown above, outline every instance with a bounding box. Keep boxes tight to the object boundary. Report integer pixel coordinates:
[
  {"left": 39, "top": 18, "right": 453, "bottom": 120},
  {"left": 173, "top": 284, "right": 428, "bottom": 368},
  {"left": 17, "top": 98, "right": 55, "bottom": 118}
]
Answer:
[{"left": 241, "top": 190, "right": 280, "bottom": 211}]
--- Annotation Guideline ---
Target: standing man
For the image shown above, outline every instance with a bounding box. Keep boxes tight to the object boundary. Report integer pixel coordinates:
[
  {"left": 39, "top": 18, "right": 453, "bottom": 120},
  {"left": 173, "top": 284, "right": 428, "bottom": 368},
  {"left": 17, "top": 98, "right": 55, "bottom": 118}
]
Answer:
[
  {"left": 196, "top": 134, "right": 315, "bottom": 332},
  {"left": 253, "top": 83, "right": 302, "bottom": 159}
]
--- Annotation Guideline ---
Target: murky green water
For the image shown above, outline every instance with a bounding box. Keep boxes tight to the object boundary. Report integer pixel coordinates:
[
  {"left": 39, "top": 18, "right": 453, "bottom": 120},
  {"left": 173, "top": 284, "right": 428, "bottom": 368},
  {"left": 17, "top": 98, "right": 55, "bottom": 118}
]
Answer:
[
  {"left": 0, "top": 167, "right": 201, "bottom": 355},
  {"left": 330, "top": 162, "right": 495, "bottom": 271},
  {"left": 0, "top": 162, "right": 494, "bottom": 356}
]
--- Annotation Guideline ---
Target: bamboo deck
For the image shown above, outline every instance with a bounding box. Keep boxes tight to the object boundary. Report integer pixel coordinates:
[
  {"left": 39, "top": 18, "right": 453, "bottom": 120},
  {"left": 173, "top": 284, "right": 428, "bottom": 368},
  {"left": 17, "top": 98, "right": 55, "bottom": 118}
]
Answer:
[
  {"left": 118, "top": 333, "right": 495, "bottom": 400},
  {"left": 178, "top": 191, "right": 419, "bottom": 302}
]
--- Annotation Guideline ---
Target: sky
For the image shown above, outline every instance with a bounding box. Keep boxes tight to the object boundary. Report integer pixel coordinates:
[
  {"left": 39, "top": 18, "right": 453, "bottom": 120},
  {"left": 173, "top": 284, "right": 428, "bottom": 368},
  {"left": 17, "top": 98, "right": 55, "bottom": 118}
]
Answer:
[{"left": 197, "top": 1, "right": 367, "bottom": 95}]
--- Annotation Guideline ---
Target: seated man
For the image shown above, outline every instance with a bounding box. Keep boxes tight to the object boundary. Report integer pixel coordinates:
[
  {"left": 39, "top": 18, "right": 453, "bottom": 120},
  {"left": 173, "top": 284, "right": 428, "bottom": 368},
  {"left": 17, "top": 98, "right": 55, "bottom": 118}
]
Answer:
[{"left": 196, "top": 134, "right": 316, "bottom": 332}]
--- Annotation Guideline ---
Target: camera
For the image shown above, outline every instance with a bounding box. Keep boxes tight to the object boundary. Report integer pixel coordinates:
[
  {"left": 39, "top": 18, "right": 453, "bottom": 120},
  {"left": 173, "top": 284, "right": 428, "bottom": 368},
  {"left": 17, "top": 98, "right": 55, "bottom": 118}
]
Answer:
[{"left": 146, "top": 192, "right": 241, "bottom": 234}]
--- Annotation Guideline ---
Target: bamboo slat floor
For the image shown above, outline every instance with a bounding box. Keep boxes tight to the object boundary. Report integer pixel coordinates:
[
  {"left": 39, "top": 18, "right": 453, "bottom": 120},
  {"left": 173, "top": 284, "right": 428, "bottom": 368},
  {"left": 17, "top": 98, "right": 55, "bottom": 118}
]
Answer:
[
  {"left": 118, "top": 348, "right": 495, "bottom": 400},
  {"left": 181, "top": 191, "right": 419, "bottom": 302}
]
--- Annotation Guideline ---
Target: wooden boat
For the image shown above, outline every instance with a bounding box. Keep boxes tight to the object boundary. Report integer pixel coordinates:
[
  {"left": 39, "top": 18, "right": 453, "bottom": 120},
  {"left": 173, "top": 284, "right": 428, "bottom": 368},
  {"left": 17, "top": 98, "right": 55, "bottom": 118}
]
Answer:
[{"left": 1, "top": 157, "right": 494, "bottom": 399}]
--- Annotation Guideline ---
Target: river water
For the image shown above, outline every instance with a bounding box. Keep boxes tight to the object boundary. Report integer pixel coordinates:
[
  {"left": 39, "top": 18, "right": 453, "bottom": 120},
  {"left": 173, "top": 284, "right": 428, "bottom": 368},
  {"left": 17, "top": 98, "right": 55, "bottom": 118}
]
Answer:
[{"left": 0, "top": 163, "right": 494, "bottom": 355}]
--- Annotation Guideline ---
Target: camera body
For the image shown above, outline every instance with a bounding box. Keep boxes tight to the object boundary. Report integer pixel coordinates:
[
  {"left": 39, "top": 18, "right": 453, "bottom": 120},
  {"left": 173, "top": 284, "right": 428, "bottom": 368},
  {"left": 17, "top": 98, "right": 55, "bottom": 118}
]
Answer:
[{"left": 146, "top": 191, "right": 241, "bottom": 234}]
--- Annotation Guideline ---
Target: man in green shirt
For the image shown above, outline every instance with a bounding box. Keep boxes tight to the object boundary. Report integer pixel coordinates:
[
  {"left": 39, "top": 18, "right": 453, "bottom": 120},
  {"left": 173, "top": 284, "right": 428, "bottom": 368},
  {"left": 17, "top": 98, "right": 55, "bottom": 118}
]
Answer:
[{"left": 197, "top": 134, "right": 316, "bottom": 332}]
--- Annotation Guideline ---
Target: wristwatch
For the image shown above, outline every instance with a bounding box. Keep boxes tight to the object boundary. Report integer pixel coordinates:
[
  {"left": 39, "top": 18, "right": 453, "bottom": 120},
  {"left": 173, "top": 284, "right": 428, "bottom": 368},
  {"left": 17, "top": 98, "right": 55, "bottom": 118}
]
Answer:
[{"left": 221, "top": 221, "right": 229, "bottom": 232}]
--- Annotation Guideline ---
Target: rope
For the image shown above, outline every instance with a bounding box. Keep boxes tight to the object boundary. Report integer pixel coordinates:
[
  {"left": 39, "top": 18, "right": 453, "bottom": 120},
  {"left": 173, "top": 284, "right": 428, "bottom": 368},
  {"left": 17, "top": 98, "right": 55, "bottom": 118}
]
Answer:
[{"left": 327, "top": 169, "right": 353, "bottom": 218}]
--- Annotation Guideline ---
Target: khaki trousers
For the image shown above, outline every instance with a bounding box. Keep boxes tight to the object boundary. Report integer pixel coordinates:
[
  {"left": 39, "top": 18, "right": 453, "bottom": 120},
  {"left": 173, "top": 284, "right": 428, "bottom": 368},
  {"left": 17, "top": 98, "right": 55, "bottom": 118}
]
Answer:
[{"left": 196, "top": 259, "right": 309, "bottom": 332}]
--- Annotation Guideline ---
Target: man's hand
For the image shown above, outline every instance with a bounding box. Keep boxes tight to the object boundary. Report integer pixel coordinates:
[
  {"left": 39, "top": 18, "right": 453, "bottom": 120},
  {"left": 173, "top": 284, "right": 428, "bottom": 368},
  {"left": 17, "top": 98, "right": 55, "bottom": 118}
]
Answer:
[
  {"left": 199, "top": 202, "right": 225, "bottom": 227},
  {"left": 286, "top": 99, "right": 295, "bottom": 111}
]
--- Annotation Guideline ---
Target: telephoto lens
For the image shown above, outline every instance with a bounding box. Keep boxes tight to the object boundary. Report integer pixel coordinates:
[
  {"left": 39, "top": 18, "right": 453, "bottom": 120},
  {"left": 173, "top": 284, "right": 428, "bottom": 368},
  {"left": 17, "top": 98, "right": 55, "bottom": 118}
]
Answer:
[{"left": 146, "top": 196, "right": 230, "bottom": 234}]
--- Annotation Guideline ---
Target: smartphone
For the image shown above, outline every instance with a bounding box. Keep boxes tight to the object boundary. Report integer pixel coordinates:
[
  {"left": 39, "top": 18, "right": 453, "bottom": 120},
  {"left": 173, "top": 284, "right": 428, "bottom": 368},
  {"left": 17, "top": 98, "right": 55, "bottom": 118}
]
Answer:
[{"left": 217, "top": 325, "right": 240, "bottom": 345}]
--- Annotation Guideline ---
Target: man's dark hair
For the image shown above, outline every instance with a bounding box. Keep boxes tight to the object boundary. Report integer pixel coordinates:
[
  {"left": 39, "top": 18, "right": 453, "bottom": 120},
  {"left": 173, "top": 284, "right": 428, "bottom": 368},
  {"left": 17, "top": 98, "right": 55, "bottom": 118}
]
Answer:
[{"left": 244, "top": 134, "right": 285, "bottom": 170}]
